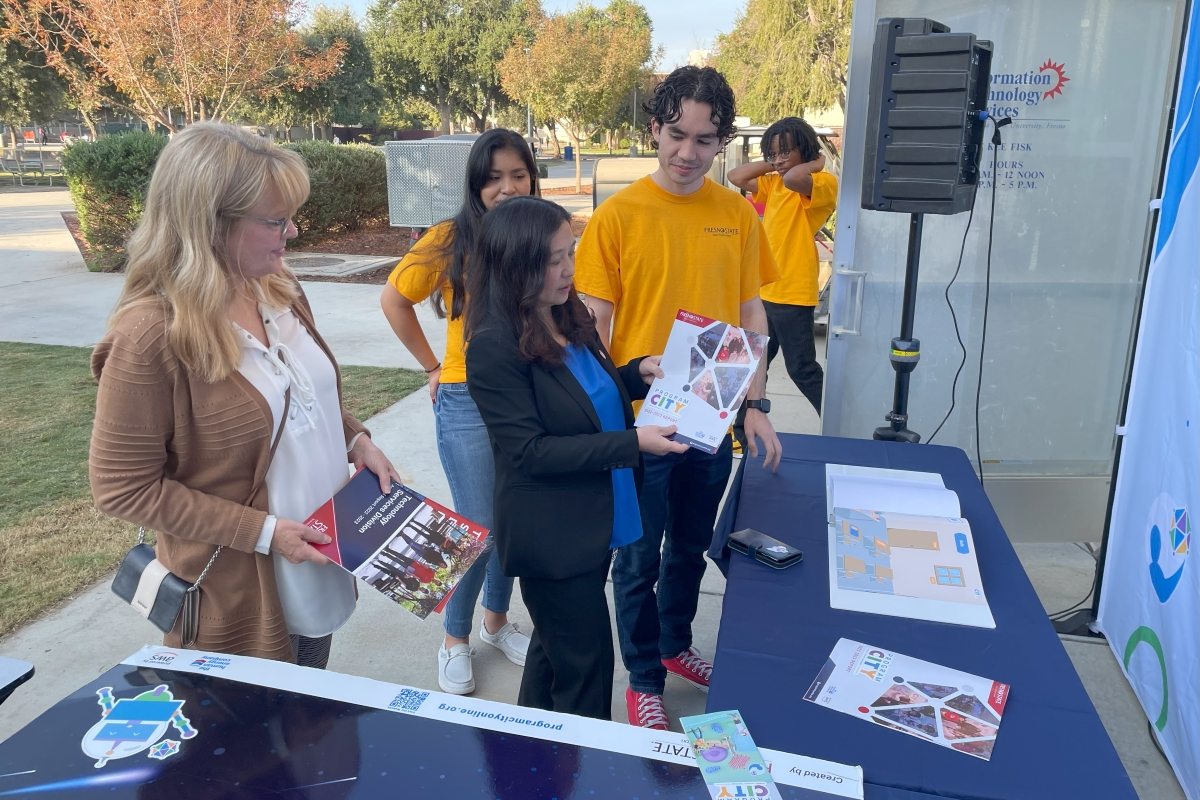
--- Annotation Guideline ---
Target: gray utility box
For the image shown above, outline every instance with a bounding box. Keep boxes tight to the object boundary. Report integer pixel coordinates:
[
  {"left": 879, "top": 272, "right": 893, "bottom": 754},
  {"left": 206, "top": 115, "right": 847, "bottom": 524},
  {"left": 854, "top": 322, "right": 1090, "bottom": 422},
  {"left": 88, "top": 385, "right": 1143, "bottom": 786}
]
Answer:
[{"left": 384, "top": 136, "right": 478, "bottom": 229}]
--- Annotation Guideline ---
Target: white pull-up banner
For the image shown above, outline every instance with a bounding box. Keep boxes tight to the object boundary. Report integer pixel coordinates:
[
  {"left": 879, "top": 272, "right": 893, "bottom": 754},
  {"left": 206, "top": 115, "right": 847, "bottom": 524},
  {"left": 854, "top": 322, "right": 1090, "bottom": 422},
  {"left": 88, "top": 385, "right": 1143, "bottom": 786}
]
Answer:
[{"left": 1098, "top": 3, "right": 1200, "bottom": 797}]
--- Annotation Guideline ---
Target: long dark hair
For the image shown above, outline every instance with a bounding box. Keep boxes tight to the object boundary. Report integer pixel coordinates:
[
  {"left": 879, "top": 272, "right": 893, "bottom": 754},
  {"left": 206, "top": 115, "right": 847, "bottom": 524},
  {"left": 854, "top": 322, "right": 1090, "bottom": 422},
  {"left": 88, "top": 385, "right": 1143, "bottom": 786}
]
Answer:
[
  {"left": 464, "top": 197, "right": 594, "bottom": 368},
  {"left": 428, "top": 128, "right": 540, "bottom": 320},
  {"left": 643, "top": 65, "right": 738, "bottom": 146},
  {"left": 761, "top": 116, "right": 820, "bottom": 163}
]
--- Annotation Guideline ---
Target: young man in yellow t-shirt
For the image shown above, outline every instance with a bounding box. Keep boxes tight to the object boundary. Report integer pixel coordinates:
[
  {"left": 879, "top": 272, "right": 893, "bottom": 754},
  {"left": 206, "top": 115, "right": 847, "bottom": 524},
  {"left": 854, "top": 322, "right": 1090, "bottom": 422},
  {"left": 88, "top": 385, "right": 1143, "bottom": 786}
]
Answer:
[
  {"left": 728, "top": 117, "right": 838, "bottom": 413},
  {"left": 575, "top": 66, "right": 782, "bottom": 729}
]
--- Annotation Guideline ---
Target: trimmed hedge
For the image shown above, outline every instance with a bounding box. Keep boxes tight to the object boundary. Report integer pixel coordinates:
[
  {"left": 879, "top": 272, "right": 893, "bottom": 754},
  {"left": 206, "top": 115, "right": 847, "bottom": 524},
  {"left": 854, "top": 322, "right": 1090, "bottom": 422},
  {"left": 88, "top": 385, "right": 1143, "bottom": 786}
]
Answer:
[
  {"left": 61, "top": 135, "right": 389, "bottom": 269},
  {"left": 62, "top": 131, "right": 167, "bottom": 272},
  {"left": 280, "top": 141, "right": 389, "bottom": 246}
]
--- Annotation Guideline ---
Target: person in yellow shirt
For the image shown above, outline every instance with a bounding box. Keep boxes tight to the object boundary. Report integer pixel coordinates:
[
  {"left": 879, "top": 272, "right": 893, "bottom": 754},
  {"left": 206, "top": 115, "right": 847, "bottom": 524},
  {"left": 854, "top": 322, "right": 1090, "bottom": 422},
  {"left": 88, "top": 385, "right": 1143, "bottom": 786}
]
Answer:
[
  {"left": 575, "top": 65, "right": 783, "bottom": 730},
  {"left": 728, "top": 117, "right": 838, "bottom": 413},
  {"left": 380, "top": 129, "right": 537, "bottom": 696}
]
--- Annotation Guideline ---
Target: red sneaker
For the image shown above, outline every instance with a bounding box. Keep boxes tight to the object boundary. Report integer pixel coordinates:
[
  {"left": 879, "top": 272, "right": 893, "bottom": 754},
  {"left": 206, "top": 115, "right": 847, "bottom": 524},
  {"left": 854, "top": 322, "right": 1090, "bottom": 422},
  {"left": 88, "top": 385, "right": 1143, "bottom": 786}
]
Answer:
[
  {"left": 626, "top": 687, "right": 669, "bottom": 730},
  {"left": 662, "top": 646, "right": 712, "bottom": 693}
]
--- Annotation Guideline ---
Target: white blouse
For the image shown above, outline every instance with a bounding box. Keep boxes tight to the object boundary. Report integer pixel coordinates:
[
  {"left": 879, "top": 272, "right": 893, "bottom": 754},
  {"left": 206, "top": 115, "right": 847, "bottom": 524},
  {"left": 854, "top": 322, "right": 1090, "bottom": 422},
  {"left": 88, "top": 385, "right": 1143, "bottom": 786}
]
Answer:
[{"left": 235, "top": 304, "right": 358, "bottom": 638}]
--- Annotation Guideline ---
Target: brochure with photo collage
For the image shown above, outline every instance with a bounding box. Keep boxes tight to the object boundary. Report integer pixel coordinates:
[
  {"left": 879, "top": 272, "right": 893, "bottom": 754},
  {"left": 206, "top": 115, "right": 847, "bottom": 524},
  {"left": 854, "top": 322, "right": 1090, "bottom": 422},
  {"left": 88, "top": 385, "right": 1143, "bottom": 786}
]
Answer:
[
  {"left": 635, "top": 309, "right": 768, "bottom": 453},
  {"left": 304, "top": 467, "right": 489, "bottom": 620},
  {"left": 804, "top": 639, "right": 1010, "bottom": 761}
]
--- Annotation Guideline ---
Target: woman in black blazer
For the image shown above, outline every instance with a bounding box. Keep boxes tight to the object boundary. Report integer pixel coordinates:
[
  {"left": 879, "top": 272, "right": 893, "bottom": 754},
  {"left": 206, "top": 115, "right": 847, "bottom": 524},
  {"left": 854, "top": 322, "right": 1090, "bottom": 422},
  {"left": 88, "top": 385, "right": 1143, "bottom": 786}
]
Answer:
[{"left": 464, "top": 197, "right": 687, "bottom": 719}]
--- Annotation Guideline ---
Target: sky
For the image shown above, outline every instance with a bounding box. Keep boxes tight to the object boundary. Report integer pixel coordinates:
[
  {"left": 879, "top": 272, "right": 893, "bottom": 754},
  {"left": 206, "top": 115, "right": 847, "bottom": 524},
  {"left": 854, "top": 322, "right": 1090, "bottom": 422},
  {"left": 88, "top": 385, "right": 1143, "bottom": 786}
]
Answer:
[{"left": 339, "top": 0, "right": 743, "bottom": 71}]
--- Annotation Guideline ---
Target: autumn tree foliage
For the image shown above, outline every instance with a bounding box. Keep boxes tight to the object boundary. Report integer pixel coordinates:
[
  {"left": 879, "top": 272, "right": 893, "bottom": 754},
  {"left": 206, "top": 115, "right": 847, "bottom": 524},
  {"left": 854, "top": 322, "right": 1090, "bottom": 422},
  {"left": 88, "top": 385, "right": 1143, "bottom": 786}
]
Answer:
[
  {"left": 500, "top": 0, "right": 655, "bottom": 191},
  {"left": 716, "top": 0, "right": 852, "bottom": 121},
  {"left": 0, "top": 0, "right": 344, "bottom": 132},
  {"left": 245, "top": 5, "right": 381, "bottom": 141}
]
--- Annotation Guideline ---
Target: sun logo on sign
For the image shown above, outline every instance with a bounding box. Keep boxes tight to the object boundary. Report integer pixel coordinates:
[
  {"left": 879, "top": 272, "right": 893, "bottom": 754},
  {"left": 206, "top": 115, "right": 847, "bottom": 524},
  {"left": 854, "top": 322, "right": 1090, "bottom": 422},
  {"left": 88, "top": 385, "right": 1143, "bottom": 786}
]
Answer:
[{"left": 1039, "top": 59, "right": 1069, "bottom": 100}]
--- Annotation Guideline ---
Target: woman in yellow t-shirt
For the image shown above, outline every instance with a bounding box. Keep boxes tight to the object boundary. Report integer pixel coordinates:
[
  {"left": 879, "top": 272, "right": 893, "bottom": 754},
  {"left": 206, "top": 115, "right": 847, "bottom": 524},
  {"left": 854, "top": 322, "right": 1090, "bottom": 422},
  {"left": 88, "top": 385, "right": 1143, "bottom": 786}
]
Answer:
[{"left": 380, "top": 129, "right": 540, "bottom": 695}]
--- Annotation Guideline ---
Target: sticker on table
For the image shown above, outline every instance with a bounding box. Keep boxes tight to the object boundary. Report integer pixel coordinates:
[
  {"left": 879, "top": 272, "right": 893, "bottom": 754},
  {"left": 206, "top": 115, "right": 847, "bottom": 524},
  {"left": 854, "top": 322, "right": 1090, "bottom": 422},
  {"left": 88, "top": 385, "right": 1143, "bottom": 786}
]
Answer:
[{"left": 82, "top": 685, "right": 195, "bottom": 768}]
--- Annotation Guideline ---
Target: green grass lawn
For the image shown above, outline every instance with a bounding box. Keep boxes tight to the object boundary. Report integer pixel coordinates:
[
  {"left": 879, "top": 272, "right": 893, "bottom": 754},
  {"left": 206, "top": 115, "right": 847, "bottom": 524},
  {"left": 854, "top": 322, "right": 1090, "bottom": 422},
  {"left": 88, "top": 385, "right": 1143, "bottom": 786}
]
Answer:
[{"left": 0, "top": 342, "right": 424, "bottom": 638}]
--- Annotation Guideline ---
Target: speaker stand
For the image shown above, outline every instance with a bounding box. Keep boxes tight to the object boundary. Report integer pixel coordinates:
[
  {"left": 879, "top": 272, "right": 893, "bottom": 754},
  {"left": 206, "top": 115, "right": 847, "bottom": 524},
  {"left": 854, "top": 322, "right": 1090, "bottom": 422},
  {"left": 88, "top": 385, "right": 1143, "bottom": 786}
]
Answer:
[{"left": 874, "top": 213, "right": 924, "bottom": 444}]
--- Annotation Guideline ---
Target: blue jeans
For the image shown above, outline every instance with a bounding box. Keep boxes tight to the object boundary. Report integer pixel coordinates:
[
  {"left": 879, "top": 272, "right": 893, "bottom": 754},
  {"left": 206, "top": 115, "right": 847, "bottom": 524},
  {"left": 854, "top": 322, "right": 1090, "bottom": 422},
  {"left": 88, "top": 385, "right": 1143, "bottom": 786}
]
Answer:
[
  {"left": 612, "top": 435, "right": 733, "bottom": 694},
  {"left": 434, "top": 383, "right": 514, "bottom": 638}
]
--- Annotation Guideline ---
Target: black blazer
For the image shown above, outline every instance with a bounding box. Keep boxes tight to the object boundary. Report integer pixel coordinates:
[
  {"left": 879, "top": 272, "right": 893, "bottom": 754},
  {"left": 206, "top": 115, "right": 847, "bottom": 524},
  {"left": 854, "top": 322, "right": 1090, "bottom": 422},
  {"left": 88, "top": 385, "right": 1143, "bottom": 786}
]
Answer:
[{"left": 466, "top": 320, "right": 649, "bottom": 580}]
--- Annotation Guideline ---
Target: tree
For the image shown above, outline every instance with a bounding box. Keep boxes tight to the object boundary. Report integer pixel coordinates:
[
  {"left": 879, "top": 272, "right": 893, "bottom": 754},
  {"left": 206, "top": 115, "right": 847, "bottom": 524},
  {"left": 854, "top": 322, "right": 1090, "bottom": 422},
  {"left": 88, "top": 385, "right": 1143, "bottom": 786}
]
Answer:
[
  {"left": 0, "top": 39, "right": 64, "bottom": 146},
  {"left": 1, "top": 1, "right": 112, "bottom": 137},
  {"left": 377, "top": 95, "right": 439, "bottom": 131},
  {"left": 715, "top": 0, "right": 851, "bottom": 121},
  {"left": 306, "top": 6, "right": 382, "bottom": 133},
  {"left": 0, "top": 0, "right": 345, "bottom": 133},
  {"left": 593, "top": 70, "right": 657, "bottom": 153},
  {"left": 500, "top": 0, "right": 655, "bottom": 191},
  {"left": 367, "top": 0, "right": 532, "bottom": 135},
  {"left": 246, "top": 6, "right": 381, "bottom": 140}
]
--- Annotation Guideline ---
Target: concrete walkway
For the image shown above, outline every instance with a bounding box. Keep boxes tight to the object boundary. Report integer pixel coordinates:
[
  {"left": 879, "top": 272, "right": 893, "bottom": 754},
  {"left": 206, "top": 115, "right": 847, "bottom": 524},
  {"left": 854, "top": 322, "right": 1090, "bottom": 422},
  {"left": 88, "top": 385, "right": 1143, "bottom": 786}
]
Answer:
[{"left": 0, "top": 186, "right": 1185, "bottom": 799}]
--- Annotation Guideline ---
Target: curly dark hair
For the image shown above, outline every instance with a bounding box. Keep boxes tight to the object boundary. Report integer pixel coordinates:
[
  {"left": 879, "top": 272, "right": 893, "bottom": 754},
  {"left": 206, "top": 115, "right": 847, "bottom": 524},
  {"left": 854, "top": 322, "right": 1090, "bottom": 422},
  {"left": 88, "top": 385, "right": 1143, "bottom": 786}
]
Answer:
[
  {"left": 643, "top": 65, "right": 738, "bottom": 146},
  {"left": 761, "top": 117, "right": 821, "bottom": 163},
  {"left": 463, "top": 197, "right": 594, "bottom": 368}
]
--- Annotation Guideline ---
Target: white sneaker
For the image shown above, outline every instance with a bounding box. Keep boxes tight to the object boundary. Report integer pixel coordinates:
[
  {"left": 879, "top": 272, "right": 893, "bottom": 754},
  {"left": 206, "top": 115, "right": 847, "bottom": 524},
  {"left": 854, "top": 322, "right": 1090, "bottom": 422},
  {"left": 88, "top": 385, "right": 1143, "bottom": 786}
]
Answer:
[
  {"left": 437, "top": 643, "right": 475, "bottom": 695},
  {"left": 479, "top": 621, "right": 530, "bottom": 667}
]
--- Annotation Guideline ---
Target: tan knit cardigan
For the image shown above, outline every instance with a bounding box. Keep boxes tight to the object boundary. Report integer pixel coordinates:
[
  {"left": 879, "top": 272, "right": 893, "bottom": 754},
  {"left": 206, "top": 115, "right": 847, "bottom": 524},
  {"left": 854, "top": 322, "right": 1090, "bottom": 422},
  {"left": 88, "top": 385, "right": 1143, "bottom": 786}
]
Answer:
[{"left": 89, "top": 290, "right": 368, "bottom": 661}]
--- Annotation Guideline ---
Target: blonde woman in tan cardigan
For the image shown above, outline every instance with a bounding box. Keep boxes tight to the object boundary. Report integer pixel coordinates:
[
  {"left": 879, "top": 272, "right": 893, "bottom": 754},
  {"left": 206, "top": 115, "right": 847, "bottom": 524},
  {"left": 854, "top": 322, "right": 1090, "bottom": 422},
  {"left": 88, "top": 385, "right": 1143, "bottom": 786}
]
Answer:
[{"left": 89, "top": 122, "right": 401, "bottom": 666}]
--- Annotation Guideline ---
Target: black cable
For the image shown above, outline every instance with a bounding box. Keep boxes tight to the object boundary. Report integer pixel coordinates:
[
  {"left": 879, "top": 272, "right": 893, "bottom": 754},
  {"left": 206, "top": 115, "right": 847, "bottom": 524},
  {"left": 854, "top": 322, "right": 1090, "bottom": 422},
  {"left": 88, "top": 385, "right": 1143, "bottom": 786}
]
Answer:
[
  {"left": 1148, "top": 720, "right": 1169, "bottom": 762},
  {"left": 975, "top": 118, "right": 1010, "bottom": 483},
  {"left": 925, "top": 205, "right": 975, "bottom": 444},
  {"left": 1047, "top": 573, "right": 1097, "bottom": 620}
]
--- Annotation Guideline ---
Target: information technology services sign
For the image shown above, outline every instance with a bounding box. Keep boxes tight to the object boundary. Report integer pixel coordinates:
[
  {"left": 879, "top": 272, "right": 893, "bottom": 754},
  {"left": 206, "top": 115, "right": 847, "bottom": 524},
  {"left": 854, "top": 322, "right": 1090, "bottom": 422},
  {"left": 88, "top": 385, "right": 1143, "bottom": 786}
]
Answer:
[{"left": 1098, "top": 3, "right": 1200, "bottom": 797}]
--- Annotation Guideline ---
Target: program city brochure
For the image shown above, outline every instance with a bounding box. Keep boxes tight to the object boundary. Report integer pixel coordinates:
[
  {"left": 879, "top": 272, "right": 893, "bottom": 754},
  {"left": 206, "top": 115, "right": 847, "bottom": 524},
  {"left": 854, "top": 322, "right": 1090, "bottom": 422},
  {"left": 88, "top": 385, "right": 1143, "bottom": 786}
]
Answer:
[
  {"left": 304, "top": 467, "right": 488, "bottom": 619},
  {"left": 804, "top": 639, "right": 1010, "bottom": 761},
  {"left": 681, "top": 709, "right": 781, "bottom": 800},
  {"left": 635, "top": 309, "right": 769, "bottom": 453}
]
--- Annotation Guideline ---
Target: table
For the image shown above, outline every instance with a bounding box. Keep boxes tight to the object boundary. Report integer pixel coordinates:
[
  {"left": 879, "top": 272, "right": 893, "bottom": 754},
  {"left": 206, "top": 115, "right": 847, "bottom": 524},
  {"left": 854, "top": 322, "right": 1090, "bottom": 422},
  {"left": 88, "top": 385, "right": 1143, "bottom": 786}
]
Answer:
[
  {"left": 0, "top": 645, "right": 863, "bottom": 799},
  {"left": 707, "top": 433, "right": 1137, "bottom": 800}
]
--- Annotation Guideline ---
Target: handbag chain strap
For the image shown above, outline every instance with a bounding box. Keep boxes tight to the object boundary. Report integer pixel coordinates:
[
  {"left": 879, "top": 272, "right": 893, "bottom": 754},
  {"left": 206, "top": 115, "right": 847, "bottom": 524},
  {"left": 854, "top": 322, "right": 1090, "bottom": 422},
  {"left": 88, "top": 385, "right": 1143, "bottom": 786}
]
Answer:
[{"left": 138, "top": 385, "right": 292, "bottom": 592}]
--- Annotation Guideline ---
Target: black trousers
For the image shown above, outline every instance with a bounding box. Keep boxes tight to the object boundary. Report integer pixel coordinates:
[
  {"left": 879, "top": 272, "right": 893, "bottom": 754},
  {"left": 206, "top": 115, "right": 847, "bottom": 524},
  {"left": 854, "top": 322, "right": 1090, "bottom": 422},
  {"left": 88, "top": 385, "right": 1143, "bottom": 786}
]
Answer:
[
  {"left": 517, "top": 560, "right": 614, "bottom": 720},
  {"left": 290, "top": 634, "right": 332, "bottom": 669},
  {"left": 763, "top": 300, "right": 823, "bottom": 413}
]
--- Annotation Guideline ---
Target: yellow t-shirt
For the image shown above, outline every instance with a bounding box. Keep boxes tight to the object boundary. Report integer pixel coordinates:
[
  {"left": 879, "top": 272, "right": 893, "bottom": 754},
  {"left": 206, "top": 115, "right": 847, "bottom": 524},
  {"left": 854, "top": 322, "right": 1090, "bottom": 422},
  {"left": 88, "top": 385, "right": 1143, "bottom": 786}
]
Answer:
[
  {"left": 755, "top": 170, "right": 838, "bottom": 307},
  {"left": 386, "top": 221, "right": 468, "bottom": 384},
  {"left": 575, "top": 176, "right": 780, "bottom": 368}
]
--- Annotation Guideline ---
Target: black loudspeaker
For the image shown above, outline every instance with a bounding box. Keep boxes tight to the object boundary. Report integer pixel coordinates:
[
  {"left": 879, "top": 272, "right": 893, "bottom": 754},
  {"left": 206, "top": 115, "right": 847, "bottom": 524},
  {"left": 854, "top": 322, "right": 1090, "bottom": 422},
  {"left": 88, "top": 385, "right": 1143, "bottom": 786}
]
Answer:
[{"left": 861, "top": 18, "right": 993, "bottom": 215}]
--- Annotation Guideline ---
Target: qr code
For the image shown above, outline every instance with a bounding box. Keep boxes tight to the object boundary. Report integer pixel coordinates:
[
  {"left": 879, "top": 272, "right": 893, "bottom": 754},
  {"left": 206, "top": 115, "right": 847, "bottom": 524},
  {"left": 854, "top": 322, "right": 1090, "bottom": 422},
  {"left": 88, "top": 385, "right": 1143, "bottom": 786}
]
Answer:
[{"left": 388, "top": 688, "right": 429, "bottom": 713}]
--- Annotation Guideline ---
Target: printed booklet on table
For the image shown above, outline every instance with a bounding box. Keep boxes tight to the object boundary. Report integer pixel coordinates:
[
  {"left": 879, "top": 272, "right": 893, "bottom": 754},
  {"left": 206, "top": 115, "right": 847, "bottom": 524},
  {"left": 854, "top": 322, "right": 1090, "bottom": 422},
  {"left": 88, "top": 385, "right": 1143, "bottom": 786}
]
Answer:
[
  {"left": 825, "top": 464, "right": 995, "bottom": 628},
  {"left": 805, "top": 638, "right": 1010, "bottom": 761},
  {"left": 681, "top": 710, "right": 781, "bottom": 800},
  {"left": 635, "top": 309, "right": 768, "bottom": 453},
  {"left": 304, "top": 467, "right": 488, "bottom": 619}
]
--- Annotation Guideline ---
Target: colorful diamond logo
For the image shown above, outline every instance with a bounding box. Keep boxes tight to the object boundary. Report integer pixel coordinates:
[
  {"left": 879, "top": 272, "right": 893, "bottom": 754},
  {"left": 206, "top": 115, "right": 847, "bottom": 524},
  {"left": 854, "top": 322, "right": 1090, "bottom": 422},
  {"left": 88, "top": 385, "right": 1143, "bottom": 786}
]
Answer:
[
  {"left": 148, "top": 739, "right": 180, "bottom": 760},
  {"left": 1171, "top": 508, "right": 1190, "bottom": 555}
]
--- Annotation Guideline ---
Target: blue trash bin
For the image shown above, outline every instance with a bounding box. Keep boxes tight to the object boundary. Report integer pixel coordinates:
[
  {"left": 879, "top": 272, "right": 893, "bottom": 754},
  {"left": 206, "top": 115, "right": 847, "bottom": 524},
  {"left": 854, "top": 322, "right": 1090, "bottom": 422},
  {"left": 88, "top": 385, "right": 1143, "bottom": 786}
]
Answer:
[{"left": 564, "top": 145, "right": 574, "bottom": 161}]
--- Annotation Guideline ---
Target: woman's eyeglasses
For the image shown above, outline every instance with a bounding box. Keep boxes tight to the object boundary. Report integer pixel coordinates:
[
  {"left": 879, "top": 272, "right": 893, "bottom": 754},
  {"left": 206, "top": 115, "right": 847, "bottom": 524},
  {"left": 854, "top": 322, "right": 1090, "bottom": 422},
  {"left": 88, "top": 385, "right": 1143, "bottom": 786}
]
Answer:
[
  {"left": 230, "top": 214, "right": 294, "bottom": 235},
  {"left": 766, "top": 148, "right": 794, "bottom": 162}
]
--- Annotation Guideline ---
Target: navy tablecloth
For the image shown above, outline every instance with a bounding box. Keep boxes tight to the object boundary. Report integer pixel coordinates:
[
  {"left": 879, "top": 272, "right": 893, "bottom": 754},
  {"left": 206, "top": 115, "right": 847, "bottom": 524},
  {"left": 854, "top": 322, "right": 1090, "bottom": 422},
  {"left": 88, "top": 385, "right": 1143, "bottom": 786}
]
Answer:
[{"left": 707, "top": 433, "right": 1136, "bottom": 800}]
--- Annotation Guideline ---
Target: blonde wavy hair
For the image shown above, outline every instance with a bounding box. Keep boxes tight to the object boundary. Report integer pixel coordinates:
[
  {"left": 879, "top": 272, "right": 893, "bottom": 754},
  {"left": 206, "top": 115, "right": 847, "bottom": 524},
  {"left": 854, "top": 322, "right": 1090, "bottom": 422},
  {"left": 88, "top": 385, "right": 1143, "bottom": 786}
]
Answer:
[{"left": 112, "top": 122, "right": 309, "bottom": 383}]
